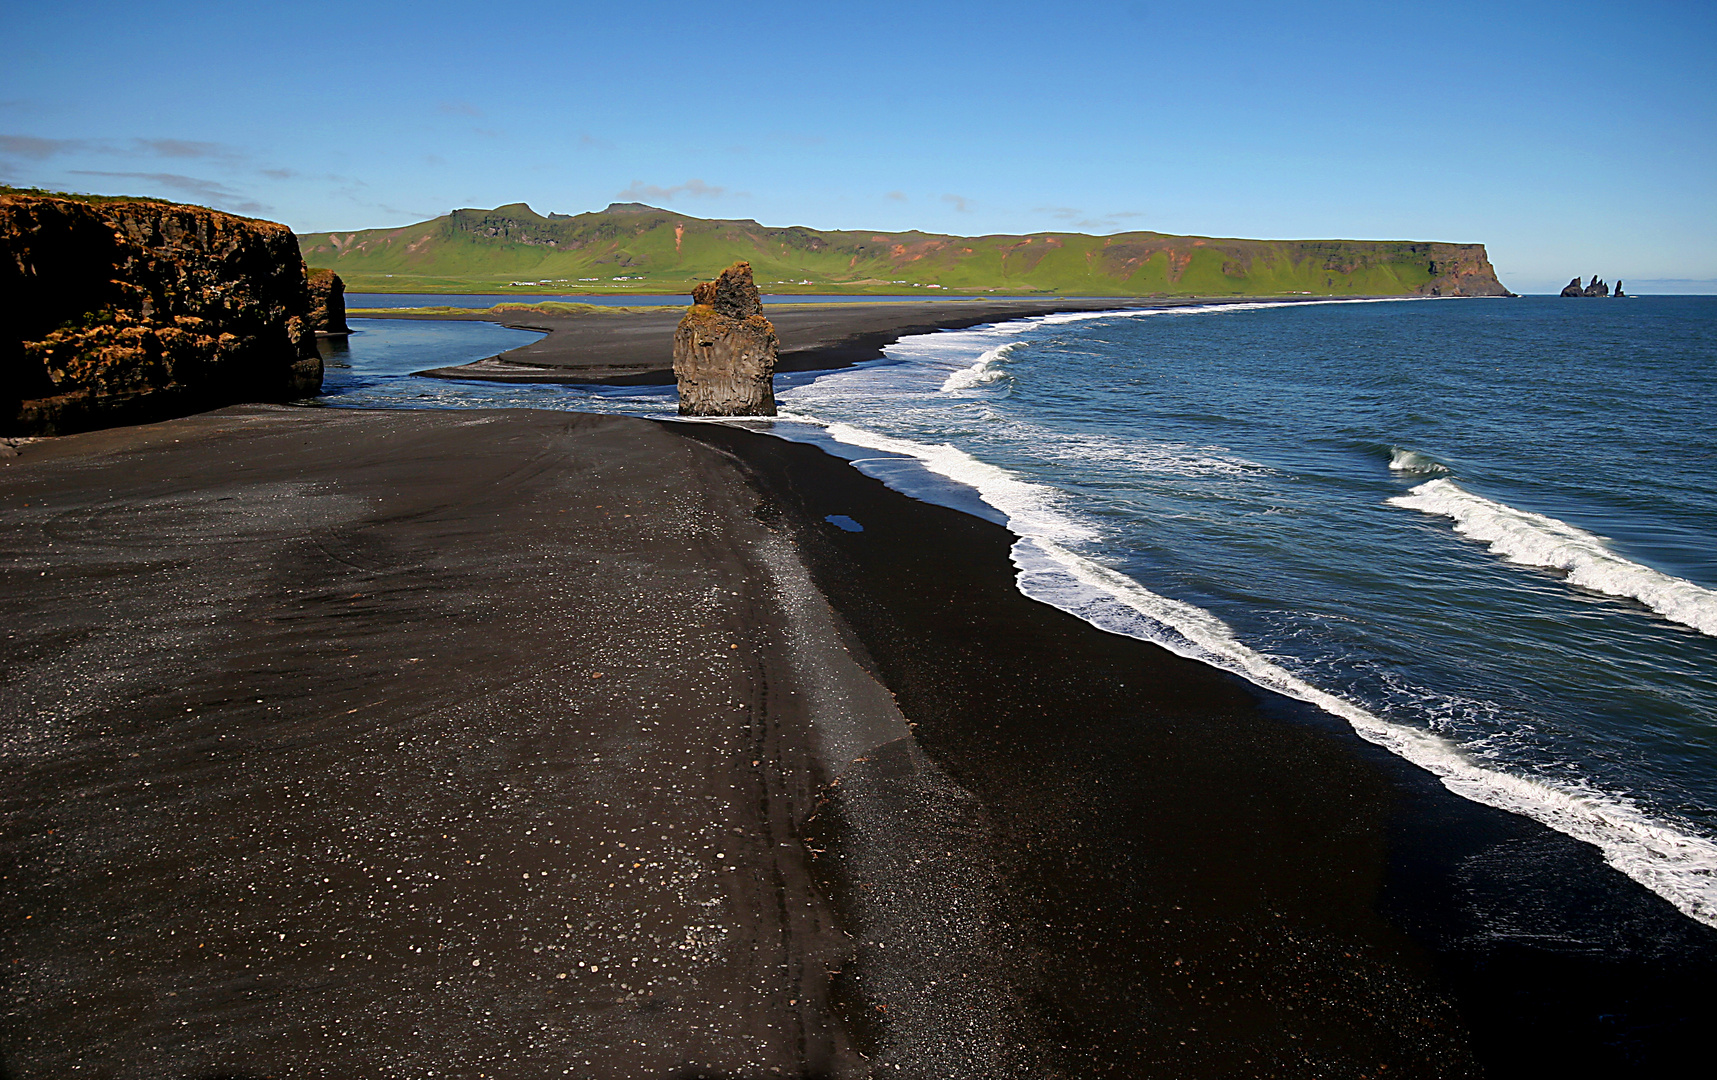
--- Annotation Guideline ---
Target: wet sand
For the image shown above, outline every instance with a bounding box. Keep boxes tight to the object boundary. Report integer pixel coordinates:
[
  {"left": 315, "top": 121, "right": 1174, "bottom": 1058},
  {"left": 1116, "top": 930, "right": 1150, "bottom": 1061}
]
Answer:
[
  {"left": 4, "top": 407, "right": 1715, "bottom": 1077},
  {"left": 374, "top": 298, "right": 1206, "bottom": 385}
]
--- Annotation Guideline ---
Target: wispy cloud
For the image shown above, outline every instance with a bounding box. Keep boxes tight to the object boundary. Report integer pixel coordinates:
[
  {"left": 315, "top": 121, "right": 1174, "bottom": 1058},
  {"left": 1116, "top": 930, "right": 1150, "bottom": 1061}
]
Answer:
[
  {"left": 438, "top": 100, "right": 484, "bottom": 117},
  {"left": 1, "top": 134, "right": 247, "bottom": 164},
  {"left": 579, "top": 132, "right": 614, "bottom": 150},
  {"left": 132, "top": 138, "right": 241, "bottom": 162},
  {"left": 885, "top": 190, "right": 908, "bottom": 202},
  {"left": 0, "top": 134, "right": 88, "bottom": 159},
  {"left": 943, "top": 193, "right": 972, "bottom": 212},
  {"left": 67, "top": 170, "right": 268, "bottom": 214},
  {"left": 617, "top": 178, "right": 733, "bottom": 202},
  {"left": 1034, "top": 205, "right": 1145, "bottom": 232},
  {"left": 1076, "top": 210, "right": 1144, "bottom": 232}
]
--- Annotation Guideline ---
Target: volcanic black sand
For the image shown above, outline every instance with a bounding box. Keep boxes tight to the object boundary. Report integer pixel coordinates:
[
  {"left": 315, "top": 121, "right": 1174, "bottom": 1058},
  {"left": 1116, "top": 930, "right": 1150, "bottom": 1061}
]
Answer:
[
  {"left": 4, "top": 407, "right": 1716, "bottom": 1078},
  {"left": 373, "top": 298, "right": 1188, "bottom": 385}
]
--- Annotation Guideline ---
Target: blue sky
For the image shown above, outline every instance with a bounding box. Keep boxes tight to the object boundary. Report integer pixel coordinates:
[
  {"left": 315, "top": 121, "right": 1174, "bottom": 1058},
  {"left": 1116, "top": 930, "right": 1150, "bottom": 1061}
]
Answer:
[{"left": 3, "top": 0, "right": 1712, "bottom": 293}]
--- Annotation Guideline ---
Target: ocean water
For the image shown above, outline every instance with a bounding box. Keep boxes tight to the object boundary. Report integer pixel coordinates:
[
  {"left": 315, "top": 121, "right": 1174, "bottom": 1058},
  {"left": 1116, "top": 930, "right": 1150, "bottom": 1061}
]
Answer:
[{"left": 320, "top": 296, "right": 1717, "bottom": 929}]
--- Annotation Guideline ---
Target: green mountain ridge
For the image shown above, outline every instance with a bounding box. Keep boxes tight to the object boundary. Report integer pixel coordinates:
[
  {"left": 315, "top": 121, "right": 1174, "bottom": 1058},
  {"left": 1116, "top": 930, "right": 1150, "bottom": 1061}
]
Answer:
[{"left": 297, "top": 202, "right": 1512, "bottom": 297}]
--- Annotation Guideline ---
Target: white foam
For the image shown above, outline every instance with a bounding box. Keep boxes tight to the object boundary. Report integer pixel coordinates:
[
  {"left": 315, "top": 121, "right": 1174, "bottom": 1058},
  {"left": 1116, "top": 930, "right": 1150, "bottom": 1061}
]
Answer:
[
  {"left": 1390, "top": 479, "right": 1717, "bottom": 637},
  {"left": 941, "top": 341, "right": 1024, "bottom": 392},
  {"left": 1388, "top": 447, "right": 1449, "bottom": 475},
  {"left": 755, "top": 415, "right": 1717, "bottom": 929}
]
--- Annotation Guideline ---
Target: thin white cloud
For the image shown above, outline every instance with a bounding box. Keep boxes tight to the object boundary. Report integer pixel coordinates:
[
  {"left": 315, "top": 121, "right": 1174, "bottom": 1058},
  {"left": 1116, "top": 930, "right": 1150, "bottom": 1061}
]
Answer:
[
  {"left": 885, "top": 190, "right": 908, "bottom": 201},
  {"left": 67, "top": 170, "right": 268, "bottom": 214},
  {"left": 943, "top": 193, "right": 973, "bottom": 212},
  {"left": 617, "top": 178, "right": 730, "bottom": 202},
  {"left": 0, "top": 135, "right": 87, "bottom": 159}
]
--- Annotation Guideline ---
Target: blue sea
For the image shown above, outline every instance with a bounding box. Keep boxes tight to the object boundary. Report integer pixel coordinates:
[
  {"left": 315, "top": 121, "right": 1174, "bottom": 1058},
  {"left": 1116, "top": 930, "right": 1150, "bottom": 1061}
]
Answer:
[{"left": 320, "top": 295, "right": 1717, "bottom": 929}]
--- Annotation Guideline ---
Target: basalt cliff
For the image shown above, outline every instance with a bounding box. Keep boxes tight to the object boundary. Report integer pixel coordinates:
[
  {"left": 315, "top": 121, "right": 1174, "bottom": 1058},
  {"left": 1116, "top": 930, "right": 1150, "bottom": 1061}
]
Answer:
[
  {"left": 673, "top": 262, "right": 777, "bottom": 416},
  {"left": 1, "top": 191, "right": 323, "bottom": 436}
]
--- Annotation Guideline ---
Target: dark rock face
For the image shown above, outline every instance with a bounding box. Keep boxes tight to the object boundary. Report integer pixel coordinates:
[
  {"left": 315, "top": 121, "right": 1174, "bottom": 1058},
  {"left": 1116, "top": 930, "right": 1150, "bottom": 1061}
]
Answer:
[
  {"left": 306, "top": 268, "right": 350, "bottom": 334},
  {"left": 1614, "top": 280, "right": 1624, "bottom": 297},
  {"left": 1, "top": 193, "right": 323, "bottom": 435},
  {"left": 691, "top": 263, "right": 764, "bottom": 318},
  {"left": 674, "top": 262, "right": 777, "bottom": 416},
  {"left": 1560, "top": 275, "right": 1616, "bottom": 297},
  {"left": 1416, "top": 245, "right": 1514, "bottom": 296}
]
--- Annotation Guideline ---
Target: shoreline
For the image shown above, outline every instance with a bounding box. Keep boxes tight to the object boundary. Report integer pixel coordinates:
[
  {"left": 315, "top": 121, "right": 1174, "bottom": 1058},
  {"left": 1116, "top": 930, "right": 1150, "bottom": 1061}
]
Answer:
[
  {"left": 679, "top": 419, "right": 1717, "bottom": 1076},
  {"left": 4, "top": 405, "right": 1713, "bottom": 1074},
  {"left": 358, "top": 296, "right": 1378, "bottom": 386}
]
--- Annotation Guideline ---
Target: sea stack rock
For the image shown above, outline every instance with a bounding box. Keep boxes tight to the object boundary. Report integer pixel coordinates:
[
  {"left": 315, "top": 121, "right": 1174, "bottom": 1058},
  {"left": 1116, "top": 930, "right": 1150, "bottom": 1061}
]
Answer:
[
  {"left": 1, "top": 191, "right": 323, "bottom": 435},
  {"left": 1614, "top": 280, "right": 1624, "bottom": 297},
  {"left": 1560, "top": 277, "right": 1585, "bottom": 297},
  {"left": 673, "top": 261, "right": 777, "bottom": 416},
  {"left": 1582, "top": 275, "right": 1611, "bottom": 297},
  {"left": 306, "top": 268, "right": 351, "bottom": 334}
]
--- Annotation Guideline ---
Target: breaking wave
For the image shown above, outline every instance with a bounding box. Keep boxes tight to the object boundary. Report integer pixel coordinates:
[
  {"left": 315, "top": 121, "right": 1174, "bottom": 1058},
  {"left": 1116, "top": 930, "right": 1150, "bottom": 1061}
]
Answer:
[
  {"left": 1388, "top": 447, "right": 1450, "bottom": 474},
  {"left": 1390, "top": 479, "right": 1717, "bottom": 637},
  {"left": 940, "top": 341, "right": 1024, "bottom": 392}
]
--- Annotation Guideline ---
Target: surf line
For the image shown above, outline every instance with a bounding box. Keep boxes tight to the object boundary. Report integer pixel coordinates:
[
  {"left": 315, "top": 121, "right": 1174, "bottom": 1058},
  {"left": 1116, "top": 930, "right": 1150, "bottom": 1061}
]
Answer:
[
  {"left": 1391, "top": 478, "right": 1717, "bottom": 638},
  {"left": 723, "top": 410, "right": 1717, "bottom": 932}
]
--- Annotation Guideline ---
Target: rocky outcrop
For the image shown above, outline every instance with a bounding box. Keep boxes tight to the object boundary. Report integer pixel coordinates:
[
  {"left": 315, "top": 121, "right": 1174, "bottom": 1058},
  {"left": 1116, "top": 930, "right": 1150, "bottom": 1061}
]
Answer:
[
  {"left": 1562, "top": 275, "right": 1613, "bottom": 297},
  {"left": 1614, "top": 280, "right": 1624, "bottom": 297},
  {"left": 673, "top": 262, "right": 777, "bottom": 416},
  {"left": 1416, "top": 245, "right": 1514, "bottom": 296},
  {"left": 306, "top": 268, "right": 350, "bottom": 334},
  {"left": 1, "top": 192, "right": 323, "bottom": 435}
]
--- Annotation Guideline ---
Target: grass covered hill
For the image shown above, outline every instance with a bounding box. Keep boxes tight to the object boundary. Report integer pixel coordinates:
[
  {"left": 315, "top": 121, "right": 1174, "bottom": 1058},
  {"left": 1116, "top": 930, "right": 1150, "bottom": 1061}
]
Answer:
[{"left": 297, "top": 202, "right": 1511, "bottom": 297}]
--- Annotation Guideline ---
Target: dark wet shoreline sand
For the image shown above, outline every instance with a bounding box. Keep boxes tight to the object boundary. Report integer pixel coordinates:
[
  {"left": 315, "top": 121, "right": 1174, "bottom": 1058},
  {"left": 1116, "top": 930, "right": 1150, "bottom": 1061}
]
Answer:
[{"left": 3, "top": 406, "right": 1715, "bottom": 1077}]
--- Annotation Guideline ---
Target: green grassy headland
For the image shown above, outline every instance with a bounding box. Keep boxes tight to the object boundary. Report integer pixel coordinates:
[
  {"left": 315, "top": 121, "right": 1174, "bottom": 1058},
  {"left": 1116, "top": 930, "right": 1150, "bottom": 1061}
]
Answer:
[{"left": 301, "top": 202, "right": 1507, "bottom": 298}]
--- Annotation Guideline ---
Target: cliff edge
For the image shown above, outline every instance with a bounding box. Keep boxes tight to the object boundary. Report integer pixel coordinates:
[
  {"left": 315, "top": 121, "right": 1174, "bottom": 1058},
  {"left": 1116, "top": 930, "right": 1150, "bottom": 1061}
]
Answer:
[
  {"left": 1418, "top": 244, "right": 1514, "bottom": 297},
  {"left": 1, "top": 191, "right": 323, "bottom": 436}
]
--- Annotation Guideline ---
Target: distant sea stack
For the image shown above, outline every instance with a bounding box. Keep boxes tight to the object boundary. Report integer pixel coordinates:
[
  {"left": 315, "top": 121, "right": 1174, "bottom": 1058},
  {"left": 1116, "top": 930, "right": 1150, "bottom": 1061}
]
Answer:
[
  {"left": 673, "top": 262, "right": 777, "bottom": 416},
  {"left": 1, "top": 191, "right": 323, "bottom": 436},
  {"left": 306, "top": 268, "right": 351, "bottom": 334},
  {"left": 1561, "top": 275, "right": 1615, "bottom": 297}
]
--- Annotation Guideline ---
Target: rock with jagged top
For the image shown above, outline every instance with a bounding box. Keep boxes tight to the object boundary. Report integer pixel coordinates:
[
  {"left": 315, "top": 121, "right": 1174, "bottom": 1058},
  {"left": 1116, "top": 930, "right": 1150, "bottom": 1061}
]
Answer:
[
  {"left": 673, "top": 262, "right": 777, "bottom": 416},
  {"left": 1560, "top": 277, "right": 1585, "bottom": 297},
  {"left": 1582, "top": 275, "right": 1610, "bottom": 297}
]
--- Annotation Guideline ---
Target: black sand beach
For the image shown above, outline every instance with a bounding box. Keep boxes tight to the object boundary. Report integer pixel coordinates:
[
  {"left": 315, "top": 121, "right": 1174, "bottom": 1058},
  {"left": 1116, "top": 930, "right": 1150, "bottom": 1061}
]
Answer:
[
  {"left": 5, "top": 404, "right": 1716, "bottom": 1075},
  {"left": 374, "top": 298, "right": 1181, "bottom": 385},
  {"left": 0, "top": 407, "right": 895, "bottom": 1076}
]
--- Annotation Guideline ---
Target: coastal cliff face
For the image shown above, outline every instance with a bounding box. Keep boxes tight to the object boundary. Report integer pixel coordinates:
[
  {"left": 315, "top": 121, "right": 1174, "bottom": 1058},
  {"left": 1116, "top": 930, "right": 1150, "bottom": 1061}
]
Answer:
[
  {"left": 673, "top": 262, "right": 777, "bottom": 416},
  {"left": 1, "top": 192, "right": 323, "bottom": 436},
  {"left": 1418, "top": 244, "right": 1514, "bottom": 297}
]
